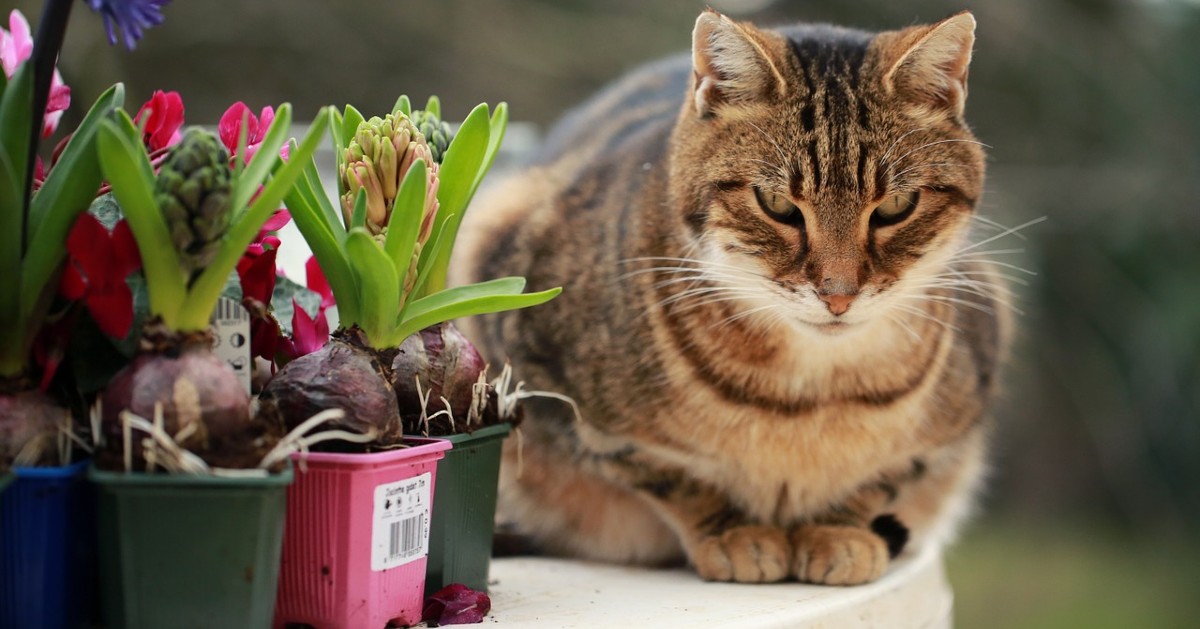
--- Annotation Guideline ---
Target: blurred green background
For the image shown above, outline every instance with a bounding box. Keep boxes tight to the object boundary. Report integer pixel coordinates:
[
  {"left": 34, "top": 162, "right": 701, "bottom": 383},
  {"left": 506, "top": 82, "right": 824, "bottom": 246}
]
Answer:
[{"left": 17, "top": 0, "right": 1200, "bottom": 626}]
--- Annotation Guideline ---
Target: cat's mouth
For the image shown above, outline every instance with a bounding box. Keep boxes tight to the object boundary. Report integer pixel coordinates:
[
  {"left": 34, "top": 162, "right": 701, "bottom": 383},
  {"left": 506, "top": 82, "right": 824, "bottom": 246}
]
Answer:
[{"left": 813, "top": 320, "right": 853, "bottom": 334}]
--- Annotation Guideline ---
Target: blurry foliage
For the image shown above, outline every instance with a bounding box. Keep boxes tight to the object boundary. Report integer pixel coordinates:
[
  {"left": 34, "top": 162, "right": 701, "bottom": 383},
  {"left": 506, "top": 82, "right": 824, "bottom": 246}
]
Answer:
[{"left": 17, "top": 0, "right": 1199, "bottom": 529}]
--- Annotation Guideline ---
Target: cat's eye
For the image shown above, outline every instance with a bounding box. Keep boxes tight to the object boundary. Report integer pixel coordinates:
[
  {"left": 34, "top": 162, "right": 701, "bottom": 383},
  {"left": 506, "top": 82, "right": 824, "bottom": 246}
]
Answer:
[
  {"left": 753, "top": 187, "right": 800, "bottom": 223},
  {"left": 872, "top": 191, "right": 921, "bottom": 226}
]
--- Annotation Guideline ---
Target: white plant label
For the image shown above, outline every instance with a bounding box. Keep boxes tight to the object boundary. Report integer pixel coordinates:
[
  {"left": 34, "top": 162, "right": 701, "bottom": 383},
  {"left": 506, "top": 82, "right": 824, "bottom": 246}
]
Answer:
[
  {"left": 371, "top": 472, "right": 432, "bottom": 571},
  {"left": 210, "top": 297, "right": 252, "bottom": 394}
]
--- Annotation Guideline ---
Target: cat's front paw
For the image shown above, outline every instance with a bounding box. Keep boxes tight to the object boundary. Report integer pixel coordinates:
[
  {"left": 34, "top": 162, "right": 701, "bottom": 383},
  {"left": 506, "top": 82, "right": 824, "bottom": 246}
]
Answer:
[
  {"left": 790, "top": 524, "right": 889, "bottom": 586},
  {"left": 690, "top": 525, "right": 791, "bottom": 583}
]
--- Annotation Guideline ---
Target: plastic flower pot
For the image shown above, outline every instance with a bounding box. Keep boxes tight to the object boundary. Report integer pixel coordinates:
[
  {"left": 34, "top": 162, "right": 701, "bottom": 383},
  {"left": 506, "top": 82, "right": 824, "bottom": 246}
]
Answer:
[
  {"left": 90, "top": 465, "right": 293, "bottom": 629},
  {"left": 273, "top": 438, "right": 452, "bottom": 629},
  {"left": 425, "top": 422, "right": 512, "bottom": 593},
  {"left": 0, "top": 460, "right": 95, "bottom": 629}
]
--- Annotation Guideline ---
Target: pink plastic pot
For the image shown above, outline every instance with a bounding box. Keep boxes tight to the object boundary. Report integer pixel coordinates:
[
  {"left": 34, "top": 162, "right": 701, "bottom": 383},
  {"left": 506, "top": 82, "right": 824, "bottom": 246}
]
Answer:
[{"left": 273, "top": 439, "right": 451, "bottom": 629}]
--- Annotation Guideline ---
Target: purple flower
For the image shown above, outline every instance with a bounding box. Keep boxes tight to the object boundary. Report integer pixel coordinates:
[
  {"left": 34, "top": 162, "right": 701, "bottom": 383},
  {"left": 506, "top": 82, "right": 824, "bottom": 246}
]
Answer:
[{"left": 83, "top": 0, "right": 172, "bottom": 50}]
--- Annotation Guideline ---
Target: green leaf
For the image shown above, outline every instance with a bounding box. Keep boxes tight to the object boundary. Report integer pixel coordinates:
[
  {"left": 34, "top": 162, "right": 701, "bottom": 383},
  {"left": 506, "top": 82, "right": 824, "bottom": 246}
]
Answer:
[
  {"left": 283, "top": 176, "right": 360, "bottom": 326},
  {"left": 393, "top": 95, "right": 411, "bottom": 117},
  {"left": 300, "top": 149, "right": 345, "bottom": 238},
  {"left": 23, "top": 85, "right": 125, "bottom": 324},
  {"left": 345, "top": 229, "right": 400, "bottom": 347},
  {"left": 409, "top": 216, "right": 451, "bottom": 301},
  {"left": 0, "top": 148, "right": 23, "bottom": 375},
  {"left": 418, "top": 103, "right": 491, "bottom": 295},
  {"left": 423, "top": 95, "right": 440, "bottom": 119},
  {"left": 177, "top": 106, "right": 329, "bottom": 331},
  {"left": 350, "top": 187, "right": 367, "bottom": 230},
  {"left": 338, "top": 106, "right": 364, "bottom": 199},
  {"left": 473, "top": 102, "right": 509, "bottom": 197},
  {"left": 97, "top": 113, "right": 187, "bottom": 327},
  {"left": 400, "top": 277, "right": 526, "bottom": 323},
  {"left": 383, "top": 158, "right": 426, "bottom": 283},
  {"left": 342, "top": 105, "right": 365, "bottom": 149},
  {"left": 230, "top": 103, "right": 292, "bottom": 213},
  {"left": 0, "top": 65, "right": 33, "bottom": 214},
  {"left": 392, "top": 286, "right": 562, "bottom": 345}
]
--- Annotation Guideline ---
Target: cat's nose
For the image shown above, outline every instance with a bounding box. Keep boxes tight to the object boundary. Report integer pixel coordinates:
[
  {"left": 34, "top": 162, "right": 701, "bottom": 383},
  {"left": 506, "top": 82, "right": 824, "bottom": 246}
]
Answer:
[
  {"left": 818, "top": 292, "right": 857, "bottom": 316},
  {"left": 816, "top": 278, "right": 859, "bottom": 315}
]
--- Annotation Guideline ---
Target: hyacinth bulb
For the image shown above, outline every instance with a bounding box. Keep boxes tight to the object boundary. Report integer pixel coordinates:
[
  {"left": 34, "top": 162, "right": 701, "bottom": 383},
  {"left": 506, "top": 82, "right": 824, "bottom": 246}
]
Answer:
[{"left": 339, "top": 112, "right": 440, "bottom": 239}]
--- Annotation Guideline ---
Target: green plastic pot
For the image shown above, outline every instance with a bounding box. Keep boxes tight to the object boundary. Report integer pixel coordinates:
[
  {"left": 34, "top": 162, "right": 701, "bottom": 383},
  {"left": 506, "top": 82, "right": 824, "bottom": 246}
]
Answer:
[
  {"left": 424, "top": 422, "right": 511, "bottom": 593},
  {"left": 90, "top": 465, "right": 292, "bottom": 629}
]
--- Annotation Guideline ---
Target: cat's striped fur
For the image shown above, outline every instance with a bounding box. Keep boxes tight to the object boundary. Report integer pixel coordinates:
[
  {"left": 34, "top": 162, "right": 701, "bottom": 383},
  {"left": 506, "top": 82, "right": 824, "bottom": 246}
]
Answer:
[{"left": 451, "top": 10, "right": 1008, "bottom": 584}]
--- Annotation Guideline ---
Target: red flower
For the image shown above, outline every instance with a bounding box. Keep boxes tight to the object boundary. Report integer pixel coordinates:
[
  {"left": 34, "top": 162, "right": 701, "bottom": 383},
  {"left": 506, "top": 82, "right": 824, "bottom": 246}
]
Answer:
[
  {"left": 422, "top": 584, "right": 491, "bottom": 626},
  {"left": 236, "top": 242, "right": 284, "bottom": 363},
  {"left": 219, "top": 102, "right": 289, "bottom": 165},
  {"left": 134, "top": 90, "right": 184, "bottom": 151},
  {"left": 60, "top": 214, "right": 142, "bottom": 339},
  {"left": 305, "top": 255, "right": 335, "bottom": 309}
]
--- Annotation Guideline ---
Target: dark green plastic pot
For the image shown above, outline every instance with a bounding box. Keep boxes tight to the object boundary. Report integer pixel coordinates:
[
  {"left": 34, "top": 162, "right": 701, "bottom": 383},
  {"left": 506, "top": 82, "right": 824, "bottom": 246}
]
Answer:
[
  {"left": 424, "top": 422, "right": 511, "bottom": 593},
  {"left": 90, "top": 465, "right": 292, "bottom": 629}
]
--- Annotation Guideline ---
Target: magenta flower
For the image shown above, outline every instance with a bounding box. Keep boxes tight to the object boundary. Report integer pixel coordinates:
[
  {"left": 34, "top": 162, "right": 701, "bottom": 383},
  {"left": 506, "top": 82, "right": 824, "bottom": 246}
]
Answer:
[
  {"left": 134, "top": 89, "right": 184, "bottom": 151},
  {"left": 305, "top": 255, "right": 335, "bottom": 309},
  {"left": 60, "top": 213, "right": 142, "bottom": 339},
  {"left": 219, "top": 102, "right": 289, "bottom": 165},
  {"left": 83, "top": 0, "right": 172, "bottom": 50},
  {"left": 422, "top": 584, "right": 492, "bottom": 626},
  {"left": 1, "top": 9, "right": 71, "bottom": 137},
  {"left": 281, "top": 298, "right": 330, "bottom": 360}
]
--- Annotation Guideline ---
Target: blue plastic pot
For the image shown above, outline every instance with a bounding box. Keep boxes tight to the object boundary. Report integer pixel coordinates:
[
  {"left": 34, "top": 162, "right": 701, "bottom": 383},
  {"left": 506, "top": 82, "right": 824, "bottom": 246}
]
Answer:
[{"left": 0, "top": 460, "right": 95, "bottom": 629}]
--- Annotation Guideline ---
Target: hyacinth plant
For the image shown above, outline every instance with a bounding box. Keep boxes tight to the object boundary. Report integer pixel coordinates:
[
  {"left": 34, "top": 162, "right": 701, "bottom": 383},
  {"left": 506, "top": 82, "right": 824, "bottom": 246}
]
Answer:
[
  {"left": 91, "top": 104, "right": 331, "bottom": 470},
  {"left": 260, "top": 96, "right": 560, "bottom": 445},
  {"left": 1, "top": 0, "right": 172, "bottom": 474}
]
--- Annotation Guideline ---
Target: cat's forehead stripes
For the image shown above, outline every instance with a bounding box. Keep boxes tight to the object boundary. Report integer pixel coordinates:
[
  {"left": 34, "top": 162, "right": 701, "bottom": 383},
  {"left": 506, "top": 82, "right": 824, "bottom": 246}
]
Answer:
[{"left": 781, "top": 27, "right": 876, "bottom": 202}]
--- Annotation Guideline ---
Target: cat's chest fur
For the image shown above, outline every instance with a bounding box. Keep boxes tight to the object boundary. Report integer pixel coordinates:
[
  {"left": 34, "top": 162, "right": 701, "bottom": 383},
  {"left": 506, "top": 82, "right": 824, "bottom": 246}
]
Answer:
[{"left": 588, "top": 302, "right": 956, "bottom": 523}]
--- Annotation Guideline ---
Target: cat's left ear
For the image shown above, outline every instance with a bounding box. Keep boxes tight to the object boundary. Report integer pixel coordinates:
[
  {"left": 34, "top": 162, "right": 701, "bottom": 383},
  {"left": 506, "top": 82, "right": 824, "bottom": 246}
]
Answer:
[
  {"left": 691, "top": 9, "right": 788, "bottom": 118},
  {"left": 880, "top": 11, "right": 976, "bottom": 119}
]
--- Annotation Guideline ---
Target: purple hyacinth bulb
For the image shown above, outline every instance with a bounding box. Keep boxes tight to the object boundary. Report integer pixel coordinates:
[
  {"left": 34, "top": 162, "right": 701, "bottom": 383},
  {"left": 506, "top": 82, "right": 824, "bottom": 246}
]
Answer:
[{"left": 83, "top": 0, "right": 172, "bottom": 50}]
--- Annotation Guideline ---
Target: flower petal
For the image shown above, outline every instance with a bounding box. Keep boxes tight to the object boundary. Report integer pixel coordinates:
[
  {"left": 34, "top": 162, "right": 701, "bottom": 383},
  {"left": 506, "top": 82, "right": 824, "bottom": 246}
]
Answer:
[
  {"left": 86, "top": 283, "right": 136, "bottom": 339},
  {"left": 111, "top": 219, "right": 143, "bottom": 277},
  {"left": 219, "top": 101, "right": 254, "bottom": 155},
  {"left": 286, "top": 298, "right": 329, "bottom": 358},
  {"left": 305, "top": 255, "right": 335, "bottom": 308},
  {"left": 236, "top": 245, "right": 278, "bottom": 303},
  {"left": 59, "top": 261, "right": 87, "bottom": 300},
  {"left": 422, "top": 584, "right": 491, "bottom": 626}
]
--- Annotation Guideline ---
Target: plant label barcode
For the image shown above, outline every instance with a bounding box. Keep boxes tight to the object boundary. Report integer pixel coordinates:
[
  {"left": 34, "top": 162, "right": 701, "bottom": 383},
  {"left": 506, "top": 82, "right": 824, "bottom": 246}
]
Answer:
[
  {"left": 388, "top": 514, "right": 425, "bottom": 559},
  {"left": 209, "top": 297, "right": 251, "bottom": 394},
  {"left": 372, "top": 472, "right": 432, "bottom": 571}
]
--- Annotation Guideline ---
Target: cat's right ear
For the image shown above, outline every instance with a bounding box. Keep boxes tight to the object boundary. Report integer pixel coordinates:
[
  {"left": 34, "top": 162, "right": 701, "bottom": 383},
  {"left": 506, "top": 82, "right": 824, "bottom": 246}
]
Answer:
[{"left": 691, "top": 9, "right": 787, "bottom": 118}]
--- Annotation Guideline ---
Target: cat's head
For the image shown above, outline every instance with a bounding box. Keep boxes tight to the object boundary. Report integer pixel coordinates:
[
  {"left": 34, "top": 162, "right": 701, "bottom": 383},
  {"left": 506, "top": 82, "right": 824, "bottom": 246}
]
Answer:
[{"left": 669, "top": 10, "right": 985, "bottom": 335}]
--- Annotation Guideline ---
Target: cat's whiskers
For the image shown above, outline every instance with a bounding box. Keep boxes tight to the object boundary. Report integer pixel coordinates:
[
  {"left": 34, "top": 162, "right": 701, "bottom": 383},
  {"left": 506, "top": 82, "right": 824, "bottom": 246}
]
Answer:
[
  {"left": 968, "top": 214, "right": 1028, "bottom": 238},
  {"left": 711, "top": 303, "right": 781, "bottom": 330},
  {"left": 891, "top": 161, "right": 977, "bottom": 181},
  {"left": 885, "top": 138, "right": 992, "bottom": 172},
  {"left": 877, "top": 127, "right": 929, "bottom": 167},
  {"left": 950, "top": 216, "right": 1046, "bottom": 256},
  {"left": 887, "top": 302, "right": 961, "bottom": 334},
  {"left": 882, "top": 311, "right": 923, "bottom": 342},
  {"left": 745, "top": 121, "right": 798, "bottom": 180}
]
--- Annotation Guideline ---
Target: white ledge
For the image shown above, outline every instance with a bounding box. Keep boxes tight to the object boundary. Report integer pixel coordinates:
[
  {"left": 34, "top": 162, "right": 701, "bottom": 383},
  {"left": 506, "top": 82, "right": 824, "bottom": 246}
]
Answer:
[{"left": 486, "top": 543, "right": 952, "bottom": 628}]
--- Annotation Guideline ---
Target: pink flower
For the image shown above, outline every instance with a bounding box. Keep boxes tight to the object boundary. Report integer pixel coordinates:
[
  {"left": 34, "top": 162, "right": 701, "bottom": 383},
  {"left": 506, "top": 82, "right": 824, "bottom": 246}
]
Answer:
[
  {"left": 281, "top": 298, "right": 329, "bottom": 359},
  {"left": 305, "top": 255, "right": 335, "bottom": 309},
  {"left": 219, "top": 102, "right": 289, "bottom": 165},
  {"left": 245, "top": 209, "right": 290, "bottom": 257},
  {"left": 134, "top": 90, "right": 184, "bottom": 151},
  {"left": 0, "top": 10, "right": 70, "bottom": 137},
  {"left": 60, "top": 214, "right": 142, "bottom": 339}
]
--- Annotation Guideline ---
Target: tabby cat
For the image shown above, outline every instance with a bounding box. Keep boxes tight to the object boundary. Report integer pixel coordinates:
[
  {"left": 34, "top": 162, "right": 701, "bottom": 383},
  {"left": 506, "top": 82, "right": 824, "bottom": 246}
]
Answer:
[{"left": 451, "top": 9, "right": 1009, "bottom": 585}]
